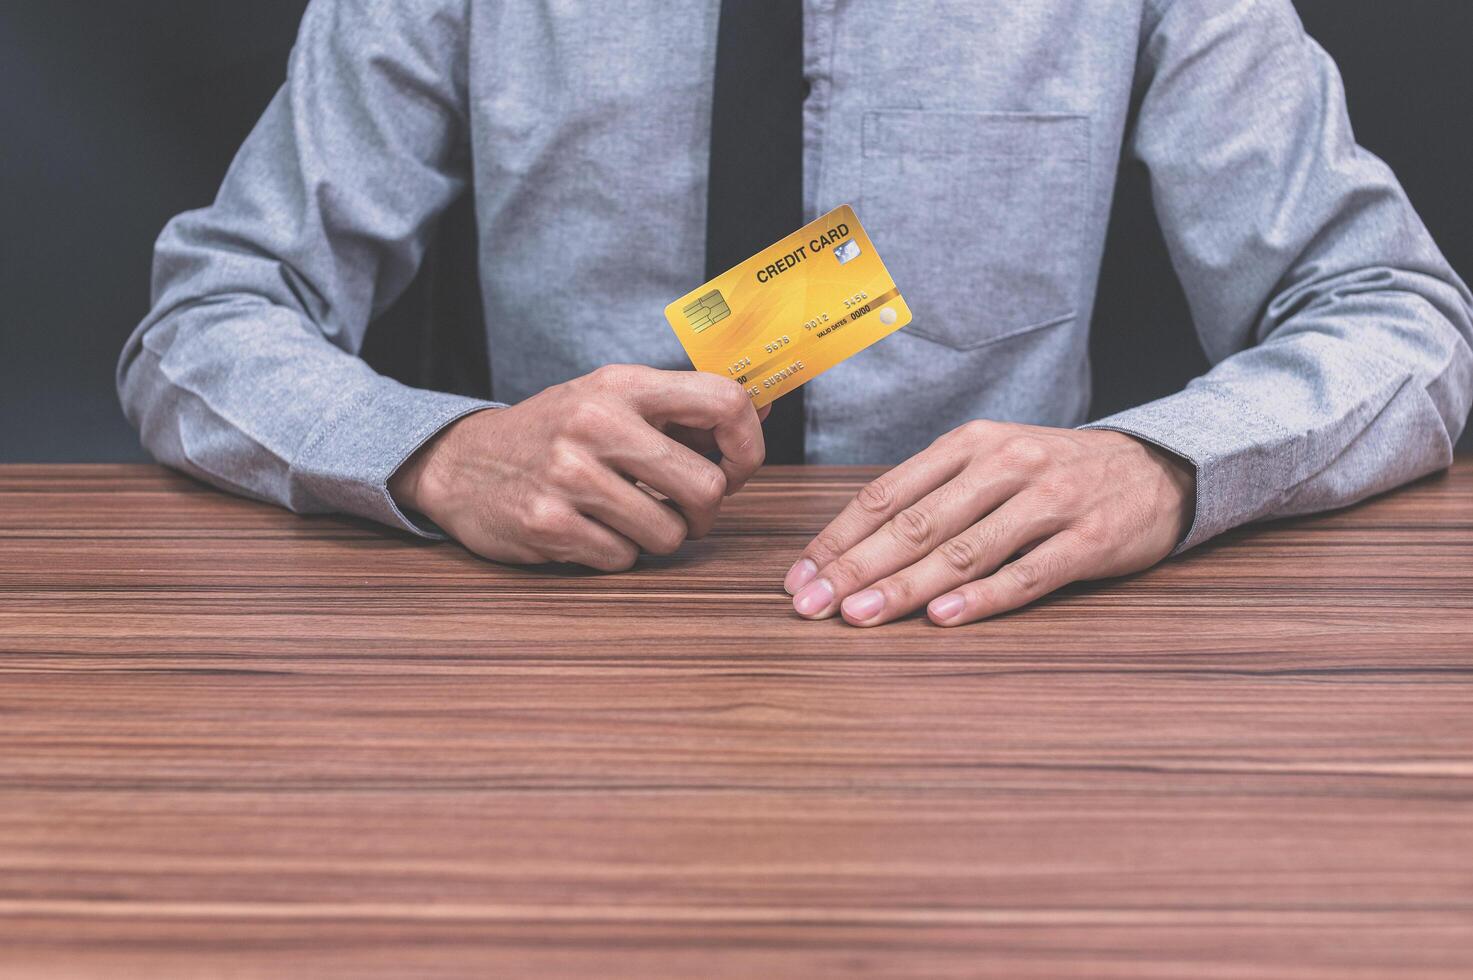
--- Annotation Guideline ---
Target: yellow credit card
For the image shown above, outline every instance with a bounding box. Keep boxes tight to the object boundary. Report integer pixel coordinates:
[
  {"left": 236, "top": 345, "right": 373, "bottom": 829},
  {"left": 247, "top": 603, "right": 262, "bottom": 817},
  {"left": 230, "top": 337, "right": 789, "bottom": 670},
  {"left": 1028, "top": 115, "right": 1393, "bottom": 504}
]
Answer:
[{"left": 664, "top": 204, "right": 910, "bottom": 408}]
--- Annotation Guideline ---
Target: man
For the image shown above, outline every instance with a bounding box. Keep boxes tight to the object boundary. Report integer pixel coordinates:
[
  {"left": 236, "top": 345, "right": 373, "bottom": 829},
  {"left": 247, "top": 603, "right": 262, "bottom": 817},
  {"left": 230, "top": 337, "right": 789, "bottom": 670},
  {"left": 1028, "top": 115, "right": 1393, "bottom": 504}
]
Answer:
[{"left": 118, "top": 0, "right": 1473, "bottom": 628}]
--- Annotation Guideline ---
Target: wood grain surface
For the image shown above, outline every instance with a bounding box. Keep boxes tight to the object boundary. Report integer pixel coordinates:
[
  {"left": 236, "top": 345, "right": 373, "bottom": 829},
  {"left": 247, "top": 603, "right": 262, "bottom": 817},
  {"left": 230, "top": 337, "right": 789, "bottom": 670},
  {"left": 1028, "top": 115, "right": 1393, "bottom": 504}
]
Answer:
[{"left": 1, "top": 463, "right": 1471, "bottom": 978}]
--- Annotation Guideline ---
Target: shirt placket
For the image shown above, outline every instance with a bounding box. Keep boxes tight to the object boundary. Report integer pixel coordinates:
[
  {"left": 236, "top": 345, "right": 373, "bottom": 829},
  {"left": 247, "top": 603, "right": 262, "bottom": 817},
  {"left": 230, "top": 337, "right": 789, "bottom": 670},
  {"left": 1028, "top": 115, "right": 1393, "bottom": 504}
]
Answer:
[{"left": 803, "top": 0, "right": 839, "bottom": 223}]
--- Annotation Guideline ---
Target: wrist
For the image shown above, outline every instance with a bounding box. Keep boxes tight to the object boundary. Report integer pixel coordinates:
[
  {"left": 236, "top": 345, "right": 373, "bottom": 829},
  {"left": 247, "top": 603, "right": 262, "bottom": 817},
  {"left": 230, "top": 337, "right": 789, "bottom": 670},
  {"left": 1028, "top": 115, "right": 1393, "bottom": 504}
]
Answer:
[
  {"left": 1088, "top": 429, "right": 1196, "bottom": 544},
  {"left": 388, "top": 443, "right": 436, "bottom": 517},
  {"left": 1133, "top": 439, "right": 1197, "bottom": 542},
  {"left": 389, "top": 413, "right": 479, "bottom": 518}
]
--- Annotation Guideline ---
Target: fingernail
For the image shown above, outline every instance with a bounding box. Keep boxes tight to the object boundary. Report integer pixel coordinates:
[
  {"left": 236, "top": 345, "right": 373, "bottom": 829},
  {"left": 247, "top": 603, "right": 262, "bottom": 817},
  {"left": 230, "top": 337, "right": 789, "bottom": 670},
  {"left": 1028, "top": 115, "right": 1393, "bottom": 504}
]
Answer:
[
  {"left": 793, "top": 578, "right": 834, "bottom": 617},
  {"left": 842, "top": 588, "right": 885, "bottom": 622},
  {"left": 784, "top": 558, "right": 818, "bottom": 594},
  {"left": 929, "top": 593, "right": 965, "bottom": 622}
]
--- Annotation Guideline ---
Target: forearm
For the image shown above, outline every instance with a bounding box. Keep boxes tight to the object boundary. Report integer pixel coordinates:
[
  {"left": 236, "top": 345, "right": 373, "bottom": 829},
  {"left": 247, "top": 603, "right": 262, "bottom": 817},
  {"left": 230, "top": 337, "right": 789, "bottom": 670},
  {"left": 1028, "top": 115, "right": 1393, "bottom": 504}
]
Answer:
[
  {"left": 1111, "top": 0, "right": 1473, "bottom": 549},
  {"left": 1088, "top": 278, "right": 1472, "bottom": 549},
  {"left": 115, "top": 0, "right": 494, "bottom": 531},
  {"left": 118, "top": 296, "right": 496, "bottom": 533}
]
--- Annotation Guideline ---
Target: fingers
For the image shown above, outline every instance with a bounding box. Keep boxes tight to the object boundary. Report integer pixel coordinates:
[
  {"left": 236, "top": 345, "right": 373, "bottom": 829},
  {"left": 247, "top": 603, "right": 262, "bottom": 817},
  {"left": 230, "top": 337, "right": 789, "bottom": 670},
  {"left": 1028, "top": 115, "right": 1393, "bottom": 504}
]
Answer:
[
  {"left": 610, "top": 424, "right": 729, "bottom": 539},
  {"left": 429, "top": 367, "right": 768, "bottom": 574},
  {"left": 790, "top": 472, "right": 1024, "bottom": 619},
  {"left": 666, "top": 404, "right": 773, "bottom": 465},
  {"left": 540, "top": 513, "right": 642, "bottom": 572},
  {"left": 926, "top": 532, "right": 1088, "bottom": 626},
  {"left": 572, "top": 465, "right": 690, "bottom": 556},
  {"left": 832, "top": 495, "right": 1059, "bottom": 625},
  {"left": 615, "top": 368, "right": 766, "bottom": 494},
  {"left": 488, "top": 495, "right": 640, "bottom": 572},
  {"left": 784, "top": 447, "right": 971, "bottom": 595},
  {"left": 663, "top": 422, "right": 719, "bottom": 457}
]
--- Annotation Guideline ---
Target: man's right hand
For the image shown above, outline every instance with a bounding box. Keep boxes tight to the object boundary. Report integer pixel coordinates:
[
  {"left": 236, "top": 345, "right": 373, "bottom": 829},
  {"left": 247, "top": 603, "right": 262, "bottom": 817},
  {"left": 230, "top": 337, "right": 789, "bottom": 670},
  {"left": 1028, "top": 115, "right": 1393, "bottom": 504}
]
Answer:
[{"left": 388, "top": 365, "right": 767, "bottom": 571}]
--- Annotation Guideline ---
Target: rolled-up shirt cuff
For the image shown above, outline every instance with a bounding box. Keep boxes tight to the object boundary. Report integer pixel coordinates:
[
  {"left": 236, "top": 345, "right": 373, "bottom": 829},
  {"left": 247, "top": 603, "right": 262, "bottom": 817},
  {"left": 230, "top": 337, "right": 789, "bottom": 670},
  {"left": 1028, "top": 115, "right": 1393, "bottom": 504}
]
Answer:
[
  {"left": 290, "top": 377, "right": 500, "bottom": 538},
  {"left": 1081, "top": 382, "right": 1296, "bottom": 553}
]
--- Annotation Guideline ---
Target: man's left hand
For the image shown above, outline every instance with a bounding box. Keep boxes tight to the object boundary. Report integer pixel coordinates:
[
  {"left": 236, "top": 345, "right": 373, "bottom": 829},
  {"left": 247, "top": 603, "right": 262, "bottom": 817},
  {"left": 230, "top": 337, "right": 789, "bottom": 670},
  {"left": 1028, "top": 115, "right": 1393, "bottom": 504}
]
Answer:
[{"left": 784, "top": 421, "right": 1196, "bottom": 626}]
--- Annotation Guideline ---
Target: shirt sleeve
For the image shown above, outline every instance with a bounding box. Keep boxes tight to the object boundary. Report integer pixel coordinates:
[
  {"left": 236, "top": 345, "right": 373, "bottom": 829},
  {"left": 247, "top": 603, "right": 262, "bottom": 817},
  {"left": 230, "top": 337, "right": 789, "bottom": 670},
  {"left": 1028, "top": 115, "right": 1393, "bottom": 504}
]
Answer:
[
  {"left": 1084, "top": 0, "right": 1473, "bottom": 551},
  {"left": 116, "top": 0, "right": 499, "bottom": 536}
]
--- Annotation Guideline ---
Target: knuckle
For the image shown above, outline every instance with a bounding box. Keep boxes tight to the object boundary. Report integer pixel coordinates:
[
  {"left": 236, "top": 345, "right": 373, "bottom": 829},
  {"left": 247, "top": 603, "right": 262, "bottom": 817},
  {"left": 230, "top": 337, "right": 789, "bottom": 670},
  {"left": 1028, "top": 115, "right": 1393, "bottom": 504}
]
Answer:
[
  {"left": 960, "top": 418, "right": 995, "bottom": 440},
  {"left": 693, "top": 465, "right": 727, "bottom": 508},
  {"left": 592, "top": 544, "right": 639, "bottom": 573},
  {"left": 650, "top": 514, "right": 689, "bottom": 555},
  {"left": 826, "top": 554, "right": 870, "bottom": 588},
  {"left": 589, "top": 363, "right": 631, "bottom": 389},
  {"left": 611, "top": 543, "right": 640, "bottom": 571},
  {"left": 546, "top": 446, "right": 590, "bottom": 487},
  {"left": 877, "top": 572, "right": 915, "bottom": 608},
  {"left": 735, "top": 431, "right": 765, "bottom": 470},
  {"left": 938, "top": 535, "right": 979, "bottom": 575},
  {"left": 889, "top": 507, "right": 933, "bottom": 550},
  {"left": 1001, "top": 435, "right": 1049, "bottom": 471},
  {"left": 1007, "top": 558, "right": 1045, "bottom": 593},
  {"left": 567, "top": 398, "right": 616, "bottom": 437},
  {"left": 525, "top": 498, "right": 573, "bottom": 539},
  {"left": 855, "top": 477, "right": 897, "bottom": 516},
  {"left": 805, "top": 531, "right": 846, "bottom": 566},
  {"left": 714, "top": 380, "right": 751, "bottom": 416},
  {"left": 1009, "top": 550, "right": 1068, "bottom": 595},
  {"left": 971, "top": 511, "right": 1012, "bottom": 555},
  {"left": 649, "top": 532, "right": 683, "bottom": 557}
]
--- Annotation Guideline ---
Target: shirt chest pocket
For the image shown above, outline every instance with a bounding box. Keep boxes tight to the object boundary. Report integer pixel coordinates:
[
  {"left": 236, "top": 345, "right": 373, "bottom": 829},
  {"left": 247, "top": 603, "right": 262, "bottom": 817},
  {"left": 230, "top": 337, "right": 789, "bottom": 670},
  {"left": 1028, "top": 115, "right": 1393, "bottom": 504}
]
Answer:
[{"left": 860, "top": 110, "right": 1090, "bottom": 351}]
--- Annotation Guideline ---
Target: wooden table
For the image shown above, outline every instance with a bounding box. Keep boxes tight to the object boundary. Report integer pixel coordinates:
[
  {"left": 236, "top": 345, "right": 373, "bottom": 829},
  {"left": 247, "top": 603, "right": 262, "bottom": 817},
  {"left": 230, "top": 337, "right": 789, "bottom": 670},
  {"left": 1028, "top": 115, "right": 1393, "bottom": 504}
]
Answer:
[{"left": 1, "top": 463, "right": 1471, "bottom": 978}]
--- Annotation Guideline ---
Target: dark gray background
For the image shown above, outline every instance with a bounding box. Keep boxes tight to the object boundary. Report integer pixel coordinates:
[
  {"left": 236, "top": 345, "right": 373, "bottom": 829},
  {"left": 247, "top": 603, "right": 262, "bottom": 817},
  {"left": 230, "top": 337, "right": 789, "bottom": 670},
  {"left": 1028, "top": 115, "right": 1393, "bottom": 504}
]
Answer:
[{"left": 3, "top": 1, "right": 1470, "bottom": 462}]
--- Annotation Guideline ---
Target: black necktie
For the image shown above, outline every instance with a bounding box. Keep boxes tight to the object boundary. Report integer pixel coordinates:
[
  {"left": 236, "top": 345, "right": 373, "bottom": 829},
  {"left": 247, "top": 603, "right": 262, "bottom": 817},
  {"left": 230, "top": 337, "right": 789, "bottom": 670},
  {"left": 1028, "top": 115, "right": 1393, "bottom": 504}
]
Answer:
[{"left": 706, "top": 0, "right": 806, "bottom": 465}]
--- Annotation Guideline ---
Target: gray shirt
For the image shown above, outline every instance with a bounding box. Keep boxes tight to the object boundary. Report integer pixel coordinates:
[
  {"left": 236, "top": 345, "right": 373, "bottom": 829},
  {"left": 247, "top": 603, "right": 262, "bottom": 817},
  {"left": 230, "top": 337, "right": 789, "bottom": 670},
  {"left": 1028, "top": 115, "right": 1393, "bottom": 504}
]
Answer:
[{"left": 118, "top": 0, "right": 1473, "bottom": 551}]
